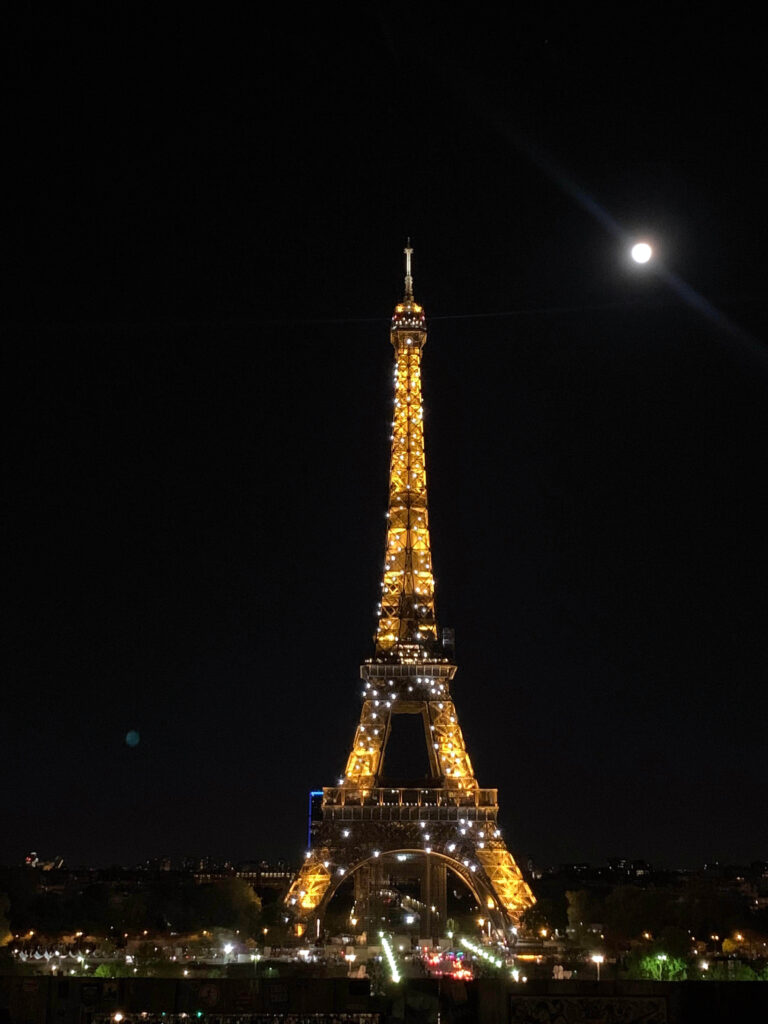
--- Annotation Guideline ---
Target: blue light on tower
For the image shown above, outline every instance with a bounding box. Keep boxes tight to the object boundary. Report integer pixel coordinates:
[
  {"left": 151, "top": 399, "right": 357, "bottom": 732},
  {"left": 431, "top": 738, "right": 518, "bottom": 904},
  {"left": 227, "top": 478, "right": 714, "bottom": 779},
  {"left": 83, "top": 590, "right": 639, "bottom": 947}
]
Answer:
[{"left": 308, "top": 790, "right": 323, "bottom": 848}]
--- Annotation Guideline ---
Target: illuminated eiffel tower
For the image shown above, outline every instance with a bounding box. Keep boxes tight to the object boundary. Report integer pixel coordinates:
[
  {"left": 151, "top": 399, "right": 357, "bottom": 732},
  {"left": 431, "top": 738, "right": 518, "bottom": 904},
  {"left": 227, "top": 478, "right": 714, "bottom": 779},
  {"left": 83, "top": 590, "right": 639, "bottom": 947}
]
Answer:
[{"left": 286, "top": 247, "right": 534, "bottom": 942}]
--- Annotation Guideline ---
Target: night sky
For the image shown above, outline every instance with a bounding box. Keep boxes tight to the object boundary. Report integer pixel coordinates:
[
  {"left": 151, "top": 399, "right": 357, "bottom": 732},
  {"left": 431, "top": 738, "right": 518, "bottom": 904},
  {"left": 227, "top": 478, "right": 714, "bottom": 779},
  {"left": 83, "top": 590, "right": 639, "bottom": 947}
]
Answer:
[{"left": 5, "top": 9, "right": 768, "bottom": 871}]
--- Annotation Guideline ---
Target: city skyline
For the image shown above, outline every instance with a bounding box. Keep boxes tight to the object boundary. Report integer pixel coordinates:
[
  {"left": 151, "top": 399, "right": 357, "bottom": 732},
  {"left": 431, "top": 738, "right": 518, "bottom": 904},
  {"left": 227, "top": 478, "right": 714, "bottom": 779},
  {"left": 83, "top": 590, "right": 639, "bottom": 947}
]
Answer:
[{"left": 5, "top": 10, "right": 768, "bottom": 869}]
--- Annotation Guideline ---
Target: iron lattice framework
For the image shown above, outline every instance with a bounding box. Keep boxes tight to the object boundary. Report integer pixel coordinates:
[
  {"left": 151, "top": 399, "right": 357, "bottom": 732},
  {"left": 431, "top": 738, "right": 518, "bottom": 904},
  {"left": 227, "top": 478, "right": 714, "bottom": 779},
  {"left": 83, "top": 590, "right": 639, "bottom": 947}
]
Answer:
[{"left": 286, "top": 248, "right": 534, "bottom": 939}]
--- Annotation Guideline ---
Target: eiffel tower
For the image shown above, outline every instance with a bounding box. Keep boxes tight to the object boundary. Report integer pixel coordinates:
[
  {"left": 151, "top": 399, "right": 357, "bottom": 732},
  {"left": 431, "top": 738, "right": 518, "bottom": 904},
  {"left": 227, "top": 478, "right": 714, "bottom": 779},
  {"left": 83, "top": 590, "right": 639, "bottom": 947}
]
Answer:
[{"left": 286, "top": 247, "right": 534, "bottom": 942}]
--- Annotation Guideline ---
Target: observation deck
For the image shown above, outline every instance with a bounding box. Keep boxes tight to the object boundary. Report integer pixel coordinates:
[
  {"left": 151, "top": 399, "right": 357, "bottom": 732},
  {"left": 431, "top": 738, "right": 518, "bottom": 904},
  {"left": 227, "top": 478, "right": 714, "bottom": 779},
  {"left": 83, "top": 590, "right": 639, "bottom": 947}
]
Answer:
[{"left": 322, "top": 785, "right": 499, "bottom": 822}]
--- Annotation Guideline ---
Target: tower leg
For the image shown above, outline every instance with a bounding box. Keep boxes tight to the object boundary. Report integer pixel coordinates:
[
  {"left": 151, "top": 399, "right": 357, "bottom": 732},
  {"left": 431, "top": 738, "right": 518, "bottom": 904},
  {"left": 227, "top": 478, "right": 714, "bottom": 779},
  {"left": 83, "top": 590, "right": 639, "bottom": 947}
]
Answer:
[
  {"left": 354, "top": 862, "right": 368, "bottom": 938},
  {"left": 354, "top": 859, "right": 388, "bottom": 942},
  {"left": 421, "top": 855, "right": 432, "bottom": 941},
  {"left": 432, "top": 860, "right": 447, "bottom": 941},
  {"left": 418, "top": 855, "right": 446, "bottom": 942}
]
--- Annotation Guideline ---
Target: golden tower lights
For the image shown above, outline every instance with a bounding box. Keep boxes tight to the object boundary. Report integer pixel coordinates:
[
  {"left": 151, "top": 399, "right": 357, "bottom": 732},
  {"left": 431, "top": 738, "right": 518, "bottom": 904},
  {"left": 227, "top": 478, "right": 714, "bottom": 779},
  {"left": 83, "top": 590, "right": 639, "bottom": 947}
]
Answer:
[{"left": 286, "top": 247, "right": 534, "bottom": 937}]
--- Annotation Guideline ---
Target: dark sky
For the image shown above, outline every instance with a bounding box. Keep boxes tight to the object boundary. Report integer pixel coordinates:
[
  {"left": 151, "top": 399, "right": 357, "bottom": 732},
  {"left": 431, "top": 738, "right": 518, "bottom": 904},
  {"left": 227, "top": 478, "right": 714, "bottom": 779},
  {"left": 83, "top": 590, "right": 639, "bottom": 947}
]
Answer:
[{"left": 4, "top": 9, "right": 768, "bottom": 871}]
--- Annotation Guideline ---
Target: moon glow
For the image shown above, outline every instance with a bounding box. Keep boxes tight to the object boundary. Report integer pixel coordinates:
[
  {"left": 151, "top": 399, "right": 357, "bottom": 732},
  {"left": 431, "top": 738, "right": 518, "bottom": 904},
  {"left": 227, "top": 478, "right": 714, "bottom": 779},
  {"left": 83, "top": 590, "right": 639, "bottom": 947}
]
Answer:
[{"left": 631, "top": 242, "right": 653, "bottom": 264}]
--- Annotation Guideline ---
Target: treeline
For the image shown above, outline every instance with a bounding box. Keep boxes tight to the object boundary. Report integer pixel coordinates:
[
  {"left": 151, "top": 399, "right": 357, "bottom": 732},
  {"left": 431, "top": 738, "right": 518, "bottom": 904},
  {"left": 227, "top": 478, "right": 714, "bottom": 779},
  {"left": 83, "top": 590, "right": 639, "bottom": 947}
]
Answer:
[
  {"left": 0, "top": 870, "right": 270, "bottom": 940},
  {"left": 525, "top": 878, "right": 768, "bottom": 950}
]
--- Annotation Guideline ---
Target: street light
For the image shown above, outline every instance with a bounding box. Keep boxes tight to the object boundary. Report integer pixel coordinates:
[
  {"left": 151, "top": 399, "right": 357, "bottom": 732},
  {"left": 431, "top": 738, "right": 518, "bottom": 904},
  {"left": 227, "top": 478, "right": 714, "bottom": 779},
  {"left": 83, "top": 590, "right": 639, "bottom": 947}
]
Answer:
[{"left": 591, "top": 954, "right": 604, "bottom": 981}]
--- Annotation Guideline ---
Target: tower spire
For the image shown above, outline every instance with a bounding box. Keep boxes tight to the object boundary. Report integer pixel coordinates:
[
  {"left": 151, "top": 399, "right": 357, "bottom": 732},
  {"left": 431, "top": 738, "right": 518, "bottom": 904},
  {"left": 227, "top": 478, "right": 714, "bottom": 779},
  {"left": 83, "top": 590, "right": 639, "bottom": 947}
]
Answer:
[
  {"left": 376, "top": 248, "right": 434, "bottom": 660},
  {"left": 404, "top": 238, "right": 414, "bottom": 299}
]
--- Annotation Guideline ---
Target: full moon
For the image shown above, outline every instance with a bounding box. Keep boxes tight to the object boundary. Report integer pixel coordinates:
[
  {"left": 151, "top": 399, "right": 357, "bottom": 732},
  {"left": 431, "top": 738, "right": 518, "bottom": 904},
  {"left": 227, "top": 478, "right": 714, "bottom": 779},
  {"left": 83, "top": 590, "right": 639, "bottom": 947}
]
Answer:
[
  {"left": 631, "top": 242, "right": 653, "bottom": 264},
  {"left": 125, "top": 730, "right": 140, "bottom": 748}
]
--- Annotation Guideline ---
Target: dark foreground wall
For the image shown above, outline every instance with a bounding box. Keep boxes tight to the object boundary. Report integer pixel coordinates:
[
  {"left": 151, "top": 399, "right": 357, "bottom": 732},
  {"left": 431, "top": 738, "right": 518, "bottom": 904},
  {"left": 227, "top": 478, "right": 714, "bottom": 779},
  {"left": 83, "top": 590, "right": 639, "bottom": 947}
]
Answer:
[{"left": 1, "top": 975, "right": 767, "bottom": 1023}]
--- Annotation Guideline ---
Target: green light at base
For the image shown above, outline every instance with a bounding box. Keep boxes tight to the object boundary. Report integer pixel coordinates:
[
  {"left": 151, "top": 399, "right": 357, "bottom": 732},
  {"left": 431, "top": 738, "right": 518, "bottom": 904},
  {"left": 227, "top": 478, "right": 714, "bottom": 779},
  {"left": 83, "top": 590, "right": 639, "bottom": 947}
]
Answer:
[{"left": 379, "top": 932, "right": 402, "bottom": 983}]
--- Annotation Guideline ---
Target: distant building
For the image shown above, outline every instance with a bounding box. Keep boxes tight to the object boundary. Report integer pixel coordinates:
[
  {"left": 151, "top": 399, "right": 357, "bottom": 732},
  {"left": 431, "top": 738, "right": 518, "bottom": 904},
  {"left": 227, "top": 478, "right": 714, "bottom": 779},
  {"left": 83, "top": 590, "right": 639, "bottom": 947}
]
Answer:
[{"left": 24, "top": 851, "right": 64, "bottom": 871}]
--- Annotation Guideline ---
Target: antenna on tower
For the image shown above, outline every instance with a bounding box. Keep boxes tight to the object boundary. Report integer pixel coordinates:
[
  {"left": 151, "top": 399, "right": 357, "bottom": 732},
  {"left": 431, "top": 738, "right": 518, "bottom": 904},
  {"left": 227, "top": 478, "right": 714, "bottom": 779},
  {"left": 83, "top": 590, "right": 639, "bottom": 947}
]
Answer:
[{"left": 404, "top": 238, "right": 414, "bottom": 299}]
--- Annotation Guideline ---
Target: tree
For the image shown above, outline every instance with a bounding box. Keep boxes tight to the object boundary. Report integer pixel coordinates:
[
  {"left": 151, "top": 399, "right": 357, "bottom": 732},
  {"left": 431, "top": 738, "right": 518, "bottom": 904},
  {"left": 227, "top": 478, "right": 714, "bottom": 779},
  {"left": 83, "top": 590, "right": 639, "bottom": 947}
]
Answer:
[
  {"left": 134, "top": 940, "right": 163, "bottom": 975},
  {"left": 0, "top": 894, "right": 11, "bottom": 946},
  {"left": 257, "top": 899, "right": 292, "bottom": 946},
  {"left": 603, "top": 885, "right": 670, "bottom": 946},
  {"left": 120, "top": 893, "right": 149, "bottom": 933},
  {"left": 195, "top": 879, "right": 262, "bottom": 937},
  {"left": 674, "top": 879, "right": 746, "bottom": 938},
  {"left": 704, "top": 961, "right": 760, "bottom": 982},
  {"left": 566, "top": 890, "right": 601, "bottom": 945},
  {"left": 93, "top": 962, "right": 132, "bottom": 978},
  {"left": 633, "top": 953, "right": 687, "bottom": 981},
  {"left": 520, "top": 897, "right": 564, "bottom": 937},
  {"left": 656, "top": 926, "right": 692, "bottom": 960}
]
